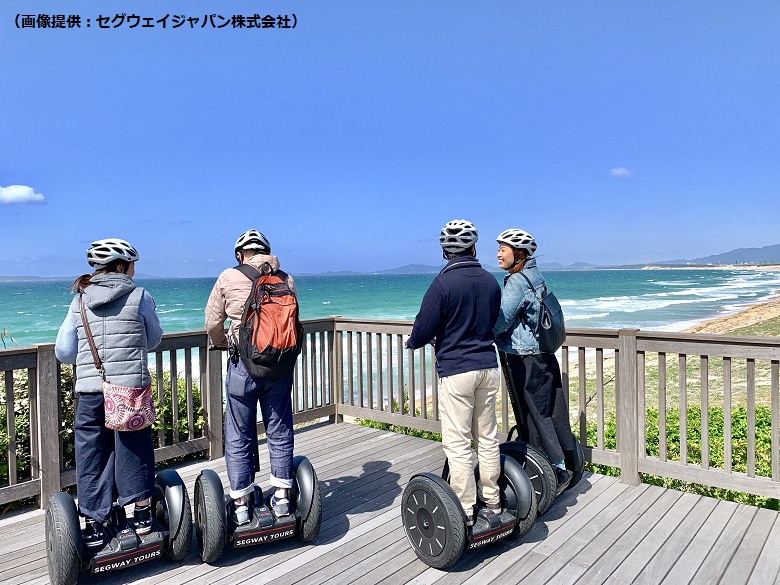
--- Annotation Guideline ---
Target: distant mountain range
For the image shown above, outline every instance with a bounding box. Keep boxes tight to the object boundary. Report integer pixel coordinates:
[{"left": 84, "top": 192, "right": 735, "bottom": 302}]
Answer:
[{"left": 2, "top": 245, "right": 778, "bottom": 281}]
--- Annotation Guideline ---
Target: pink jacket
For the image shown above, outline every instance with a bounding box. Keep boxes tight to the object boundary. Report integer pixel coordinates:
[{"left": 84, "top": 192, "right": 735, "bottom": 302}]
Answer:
[{"left": 204, "top": 254, "right": 297, "bottom": 348}]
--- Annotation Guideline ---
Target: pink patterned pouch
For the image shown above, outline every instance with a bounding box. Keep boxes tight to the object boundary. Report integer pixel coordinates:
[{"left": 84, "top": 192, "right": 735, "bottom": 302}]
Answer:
[{"left": 102, "top": 382, "right": 156, "bottom": 431}]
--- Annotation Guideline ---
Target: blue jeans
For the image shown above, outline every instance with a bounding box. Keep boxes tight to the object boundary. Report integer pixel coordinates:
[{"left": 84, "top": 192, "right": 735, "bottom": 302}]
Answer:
[
  {"left": 75, "top": 393, "right": 155, "bottom": 523},
  {"left": 224, "top": 359, "right": 294, "bottom": 498}
]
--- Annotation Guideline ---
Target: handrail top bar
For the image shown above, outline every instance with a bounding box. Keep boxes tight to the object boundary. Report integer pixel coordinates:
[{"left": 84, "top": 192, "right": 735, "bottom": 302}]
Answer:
[{"left": 636, "top": 329, "right": 780, "bottom": 347}]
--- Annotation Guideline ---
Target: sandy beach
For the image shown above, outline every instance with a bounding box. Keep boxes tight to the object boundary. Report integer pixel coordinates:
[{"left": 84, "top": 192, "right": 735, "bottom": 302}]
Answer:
[
  {"left": 642, "top": 264, "right": 780, "bottom": 272},
  {"left": 682, "top": 292, "right": 780, "bottom": 335}
]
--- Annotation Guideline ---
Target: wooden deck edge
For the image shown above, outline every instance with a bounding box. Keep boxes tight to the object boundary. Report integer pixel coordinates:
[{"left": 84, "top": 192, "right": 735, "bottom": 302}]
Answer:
[{"left": 337, "top": 404, "right": 443, "bottom": 434}]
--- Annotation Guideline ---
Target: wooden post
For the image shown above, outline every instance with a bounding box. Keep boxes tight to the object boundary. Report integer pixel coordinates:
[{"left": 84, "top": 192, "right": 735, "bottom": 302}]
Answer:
[
  {"left": 205, "top": 348, "right": 224, "bottom": 460},
  {"left": 328, "top": 318, "right": 343, "bottom": 424},
  {"left": 617, "top": 329, "right": 641, "bottom": 486},
  {"left": 35, "top": 343, "right": 61, "bottom": 507}
]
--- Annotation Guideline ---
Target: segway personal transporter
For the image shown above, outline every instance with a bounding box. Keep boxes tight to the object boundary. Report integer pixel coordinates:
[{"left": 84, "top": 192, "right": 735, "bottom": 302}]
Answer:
[
  {"left": 45, "top": 469, "right": 193, "bottom": 585},
  {"left": 402, "top": 453, "right": 537, "bottom": 569},
  {"left": 194, "top": 455, "right": 322, "bottom": 562},
  {"left": 498, "top": 350, "right": 585, "bottom": 516}
]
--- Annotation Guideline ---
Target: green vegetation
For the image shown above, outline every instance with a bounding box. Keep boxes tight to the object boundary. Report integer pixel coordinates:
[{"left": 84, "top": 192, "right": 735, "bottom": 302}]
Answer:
[{"left": 731, "top": 315, "right": 780, "bottom": 337}]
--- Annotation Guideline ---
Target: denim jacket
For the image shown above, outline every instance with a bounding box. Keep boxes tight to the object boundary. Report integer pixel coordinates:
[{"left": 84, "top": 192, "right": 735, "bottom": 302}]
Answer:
[{"left": 493, "top": 258, "right": 545, "bottom": 355}]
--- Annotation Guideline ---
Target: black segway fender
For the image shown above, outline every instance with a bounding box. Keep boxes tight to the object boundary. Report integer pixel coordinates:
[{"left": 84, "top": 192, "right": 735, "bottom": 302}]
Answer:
[
  {"left": 499, "top": 455, "right": 534, "bottom": 519},
  {"left": 293, "top": 455, "right": 316, "bottom": 519},
  {"left": 155, "top": 469, "right": 187, "bottom": 541}
]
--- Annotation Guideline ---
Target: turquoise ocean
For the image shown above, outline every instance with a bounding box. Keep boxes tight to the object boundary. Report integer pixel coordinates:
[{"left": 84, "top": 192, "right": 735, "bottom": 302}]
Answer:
[{"left": 2, "top": 269, "right": 780, "bottom": 349}]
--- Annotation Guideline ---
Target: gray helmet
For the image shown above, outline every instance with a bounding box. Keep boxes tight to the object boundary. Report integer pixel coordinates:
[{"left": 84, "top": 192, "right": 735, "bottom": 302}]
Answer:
[
  {"left": 234, "top": 229, "right": 271, "bottom": 254},
  {"left": 439, "top": 220, "right": 478, "bottom": 253},
  {"left": 86, "top": 238, "right": 139, "bottom": 269},
  {"left": 496, "top": 228, "right": 537, "bottom": 254}
]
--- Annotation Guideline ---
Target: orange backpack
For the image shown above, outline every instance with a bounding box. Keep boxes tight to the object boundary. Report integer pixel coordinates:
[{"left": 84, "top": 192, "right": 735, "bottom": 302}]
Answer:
[{"left": 235, "top": 263, "right": 303, "bottom": 379}]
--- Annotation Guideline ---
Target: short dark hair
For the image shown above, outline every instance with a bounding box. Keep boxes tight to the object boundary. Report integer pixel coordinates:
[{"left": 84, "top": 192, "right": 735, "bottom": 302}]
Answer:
[{"left": 443, "top": 245, "right": 475, "bottom": 261}]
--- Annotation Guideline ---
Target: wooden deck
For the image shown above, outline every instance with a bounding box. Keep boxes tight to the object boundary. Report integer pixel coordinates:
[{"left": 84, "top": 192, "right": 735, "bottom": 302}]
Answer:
[{"left": 2, "top": 423, "right": 780, "bottom": 585}]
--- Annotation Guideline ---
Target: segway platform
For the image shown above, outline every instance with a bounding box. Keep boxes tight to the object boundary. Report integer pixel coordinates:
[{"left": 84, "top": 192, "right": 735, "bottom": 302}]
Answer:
[
  {"left": 402, "top": 454, "right": 537, "bottom": 569},
  {"left": 195, "top": 455, "right": 322, "bottom": 563},
  {"left": 45, "top": 469, "right": 193, "bottom": 585},
  {"left": 228, "top": 488, "right": 298, "bottom": 548}
]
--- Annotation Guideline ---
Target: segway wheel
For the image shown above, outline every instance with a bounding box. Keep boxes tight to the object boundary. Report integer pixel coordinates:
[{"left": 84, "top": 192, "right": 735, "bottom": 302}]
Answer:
[
  {"left": 155, "top": 470, "right": 193, "bottom": 562},
  {"left": 499, "top": 441, "right": 557, "bottom": 516},
  {"left": 564, "top": 434, "right": 585, "bottom": 490},
  {"left": 194, "top": 469, "right": 226, "bottom": 563},
  {"left": 402, "top": 475, "right": 466, "bottom": 569},
  {"left": 45, "top": 492, "right": 82, "bottom": 585}
]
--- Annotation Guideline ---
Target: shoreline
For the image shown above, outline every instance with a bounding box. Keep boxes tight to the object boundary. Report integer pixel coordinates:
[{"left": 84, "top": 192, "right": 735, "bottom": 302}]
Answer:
[
  {"left": 642, "top": 264, "right": 780, "bottom": 272},
  {"left": 681, "top": 289, "right": 780, "bottom": 335}
]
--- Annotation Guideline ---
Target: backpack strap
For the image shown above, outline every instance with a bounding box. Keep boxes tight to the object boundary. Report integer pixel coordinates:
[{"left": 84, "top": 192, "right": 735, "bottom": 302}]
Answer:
[
  {"left": 233, "top": 262, "right": 273, "bottom": 281},
  {"left": 517, "top": 271, "right": 545, "bottom": 302}
]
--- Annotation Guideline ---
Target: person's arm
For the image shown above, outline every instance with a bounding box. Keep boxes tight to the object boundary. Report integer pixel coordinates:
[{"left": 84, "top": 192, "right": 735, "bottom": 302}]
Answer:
[
  {"left": 139, "top": 290, "right": 163, "bottom": 351},
  {"left": 54, "top": 301, "right": 79, "bottom": 364},
  {"left": 493, "top": 274, "right": 529, "bottom": 335},
  {"left": 204, "top": 274, "right": 229, "bottom": 349},
  {"left": 407, "top": 281, "right": 443, "bottom": 350}
]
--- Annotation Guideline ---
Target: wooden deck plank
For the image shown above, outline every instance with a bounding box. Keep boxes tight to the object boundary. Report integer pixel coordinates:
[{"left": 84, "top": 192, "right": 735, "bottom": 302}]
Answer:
[
  {"left": 631, "top": 495, "right": 719, "bottom": 585},
  {"left": 518, "top": 484, "right": 652, "bottom": 584},
  {"left": 689, "top": 503, "right": 757, "bottom": 584},
  {"left": 750, "top": 515, "right": 780, "bottom": 584},
  {"left": 658, "top": 499, "right": 738, "bottom": 584},
  {"left": 2, "top": 424, "right": 780, "bottom": 585},
  {"left": 548, "top": 484, "right": 670, "bottom": 585},
  {"left": 719, "top": 507, "right": 778, "bottom": 585},
  {"left": 569, "top": 487, "right": 682, "bottom": 585}
]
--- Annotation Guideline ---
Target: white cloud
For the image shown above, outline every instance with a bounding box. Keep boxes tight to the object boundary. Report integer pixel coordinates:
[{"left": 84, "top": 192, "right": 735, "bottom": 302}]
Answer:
[
  {"left": 609, "top": 167, "right": 633, "bottom": 178},
  {"left": 0, "top": 185, "right": 46, "bottom": 205}
]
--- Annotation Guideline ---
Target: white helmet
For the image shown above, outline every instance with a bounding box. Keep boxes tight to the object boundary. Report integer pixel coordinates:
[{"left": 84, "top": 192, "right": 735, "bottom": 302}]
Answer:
[
  {"left": 86, "top": 238, "right": 139, "bottom": 269},
  {"left": 439, "top": 220, "right": 478, "bottom": 253},
  {"left": 234, "top": 229, "right": 271, "bottom": 254},
  {"left": 496, "top": 228, "right": 537, "bottom": 254}
]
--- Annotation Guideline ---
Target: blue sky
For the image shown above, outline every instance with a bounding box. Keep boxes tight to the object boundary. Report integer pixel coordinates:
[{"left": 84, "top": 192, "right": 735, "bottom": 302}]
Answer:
[{"left": 1, "top": 1, "right": 778, "bottom": 277}]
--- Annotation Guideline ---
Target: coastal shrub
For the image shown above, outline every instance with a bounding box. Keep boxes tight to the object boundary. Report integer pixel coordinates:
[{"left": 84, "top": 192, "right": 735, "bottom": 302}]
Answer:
[
  {"left": 358, "top": 388, "right": 443, "bottom": 442},
  {"left": 150, "top": 371, "right": 206, "bottom": 447}
]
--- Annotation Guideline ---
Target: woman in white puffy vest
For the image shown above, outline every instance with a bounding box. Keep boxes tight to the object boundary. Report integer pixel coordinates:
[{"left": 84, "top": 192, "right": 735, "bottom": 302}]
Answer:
[{"left": 55, "top": 238, "right": 163, "bottom": 549}]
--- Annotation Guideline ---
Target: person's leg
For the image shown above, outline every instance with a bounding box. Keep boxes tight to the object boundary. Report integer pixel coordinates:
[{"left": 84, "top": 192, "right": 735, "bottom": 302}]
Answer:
[
  {"left": 509, "top": 354, "right": 566, "bottom": 465},
  {"left": 545, "top": 353, "right": 576, "bottom": 450},
  {"left": 439, "top": 370, "right": 478, "bottom": 518},
  {"left": 258, "top": 375, "right": 294, "bottom": 516},
  {"left": 115, "top": 425, "right": 155, "bottom": 533},
  {"left": 472, "top": 368, "right": 501, "bottom": 509},
  {"left": 75, "top": 393, "right": 116, "bottom": 524},
  {"left": 224, "top": 360, "right": 260, "bottom": 501}
]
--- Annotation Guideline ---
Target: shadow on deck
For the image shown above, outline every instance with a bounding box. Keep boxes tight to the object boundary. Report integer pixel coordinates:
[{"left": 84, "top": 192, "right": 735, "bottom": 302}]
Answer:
[{"left": 2, "top": 423, "right": 780, "bottom": 585}]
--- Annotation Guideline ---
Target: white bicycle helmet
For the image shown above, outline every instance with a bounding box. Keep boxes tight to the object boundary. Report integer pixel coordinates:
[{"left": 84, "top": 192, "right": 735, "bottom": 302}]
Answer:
[
  {"left": 496, "top": 228, "right": 537, "bottom": 255},
  {"left": 439, "top": 220, "right": 479, "bottom": 253},
  {"left": 86, "top": 238, "right": 140, "bottom": 269},
  {"left": 234, "top": 229, "right": 271, "bottom": 254}
]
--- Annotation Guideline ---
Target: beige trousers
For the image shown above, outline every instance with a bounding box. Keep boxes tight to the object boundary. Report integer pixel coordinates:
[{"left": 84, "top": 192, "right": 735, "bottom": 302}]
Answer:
[{"left": 438, "top": 368, "right": 501, "bottom": 515}]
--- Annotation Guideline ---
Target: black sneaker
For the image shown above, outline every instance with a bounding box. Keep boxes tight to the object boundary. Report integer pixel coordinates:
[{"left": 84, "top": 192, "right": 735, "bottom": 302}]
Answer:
[
  {"left": 82, "top": 519, "right": 104, "bottom": 549},
  {"left": 133, "top": 504, "right": 153, "bottom": 535},
  {"left": 554, "top": 467, "right": 573, "bottom": 496}
]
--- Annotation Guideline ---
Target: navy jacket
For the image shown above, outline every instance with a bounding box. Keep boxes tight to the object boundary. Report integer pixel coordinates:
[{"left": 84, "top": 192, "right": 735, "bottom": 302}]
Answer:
[{"left": 407, "top": 257, "right": 501, "bottom": 378}]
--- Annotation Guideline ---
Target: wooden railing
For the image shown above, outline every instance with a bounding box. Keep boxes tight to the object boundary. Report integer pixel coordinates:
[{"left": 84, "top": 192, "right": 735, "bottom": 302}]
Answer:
[{"left": 2, "top": 318, "right": 779, "bottom": 510}]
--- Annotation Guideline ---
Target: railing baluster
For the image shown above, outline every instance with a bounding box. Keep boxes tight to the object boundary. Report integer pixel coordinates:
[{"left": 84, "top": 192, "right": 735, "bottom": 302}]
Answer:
[
  {"left": 596, "top": 348, "right": 604, "bottom": 450},
  {"left": 347, "top": 332, "right": 354, "bottom": 407},
  {"left": 578, "top": 347, "right": 586, "bottom": 450},
  {"left": 356, "top": 333, "right": 363, "bottom": 409},
  {"left": 156, "top": 352, "right": 165, "bottom": 447},
  {"left": 397, "top": 335, "right": 404, "bottom": 415},
  {"left": 658, "top": 352, "right": 667, "bottom": 462},
  {"left": 320, "top": 331, "right": 327, "bottom": 408},
  {"left": 724, "top": 356, "right": 732, "bottom": 473},
  {"left": 638, "top": 351, "right": 646, "bottom": 458},
  {"left": 771, "top": 360, "right": 779, "bottom": 482},
  {"left": 301, "top": 335, "right": 309, "bottom": 412},
  {"left": 432, "top": 358, "right": 439, "bottom": 422},
  {"left": 377, "top": 334, "right": 384, "bottom": 411},
  {"left": 386, "top": 334, "right": 393, "bottom": 412},
  {"left": 366, "top": 333, "right": 373, "bottom": 410},
  {"left": 5, "top": 370, "right": 17, "bottom": 485},
  {"left": 679, "top": 354, "right": 687, "bottom": 466},
  {"left": 29, "top": 366, "right": 39, "bottom": 480},
  {"left": 185, "top": 348, "right": 194, "bottom": 439},
  {"left": 310, "top": 332, "right": 318, "bottom": 408},
  {"left": 170, "top": 350, "right": 179, "bottom": 445},
  {"left": 747, "top": 358, "right": 756, "bottom": 478},
  {"left": 700, "top": 355, "right": 708, "bottom": 470},
  {"left": 408, "top": 344, "right": 416, "bottom": 417}
]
